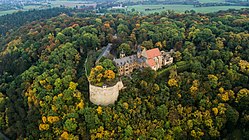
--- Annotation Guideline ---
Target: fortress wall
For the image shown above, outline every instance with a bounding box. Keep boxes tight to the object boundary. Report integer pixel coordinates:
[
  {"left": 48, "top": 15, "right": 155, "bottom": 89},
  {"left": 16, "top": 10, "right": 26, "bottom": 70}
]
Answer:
[{"left": 89, "top": 81, "right": 124, "bottom": 106}]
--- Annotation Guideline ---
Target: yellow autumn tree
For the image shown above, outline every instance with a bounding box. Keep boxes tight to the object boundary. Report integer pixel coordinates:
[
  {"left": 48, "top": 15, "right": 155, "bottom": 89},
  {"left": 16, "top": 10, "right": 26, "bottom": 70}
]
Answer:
[
  {"left": 96, "top": 73, "right": 103, "bottom": 82},
  {"left": 39, "top": 123, "right": 49, "bottom": 131},
  {"left": 69, "top": 81, "right": 78, "bottom": 90},
  {"left": 47, "top": 116, "right": 60, "bottom": 124},
  {"left": 236, "top": 88, "right": 249, "bottom": 102},
  {"left": 88, "top": 65, "right": 105, "bottom": 85},
  {"left": 123, "top": 102, "right": 129, "bottom": 110},
  {"left": 77, "top": 100, "right": 84, "bottom": 110},
  {"left": 218, "top": 88, "right": 235, "bottom": 102},
  {"left": 60, "top": 131, "right": 69, "bottom": 140},
  {"left": 155, "top": 42, "right": 163, "bottom": 49},
  {"left": 190, "top": 80, "right": 199, "bottom": 94},
  {"left": 212, "top": 108, "right": 218, "bottom": 116},
  {"left": 239, "top": 60, "right": 249, "bottom": 75},
  {"left": 168, "top": 79, "right": 178, "bottom": 87},
  {"left": 42, "top": 116, "right": 47, "bottom": 123},
  {"left": 104, "top": 70, "right": 115, "bottom": 80},
  {"left": 96, "top": 106, "right": 102, "bottom": 115}
]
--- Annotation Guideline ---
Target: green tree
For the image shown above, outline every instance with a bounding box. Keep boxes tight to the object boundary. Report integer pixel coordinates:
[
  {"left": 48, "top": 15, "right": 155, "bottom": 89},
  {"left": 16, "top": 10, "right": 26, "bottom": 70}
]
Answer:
[
  {"left": 63, "top": 119, "right": 78, "bottom": 132},
  {"left": 118, "top": 43, "right": 131, "bottom": 55}
]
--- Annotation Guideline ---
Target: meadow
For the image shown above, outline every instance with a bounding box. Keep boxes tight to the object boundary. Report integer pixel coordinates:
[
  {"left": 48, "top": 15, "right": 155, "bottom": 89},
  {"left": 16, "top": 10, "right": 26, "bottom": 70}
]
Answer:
[
  {"left": 0, "top": 10, "right": 17, "bottom": 16},
  {"left": 0, "top": 0, "right": 90, "bottom": 16},
  {"left": 127, "top": 5, "right": 248, "bottom": 14},
  {"left": 118, "top": 0, "right": 226, "bottom": 3},
  {"left": 198, "top": 0, "right": 225, "bottom": 3},
  {"left": 0, "top": 5, "right": 42, "bottom": 16},
  {"left": 0, "top": 0, "right": 248, "bottom": 16}
]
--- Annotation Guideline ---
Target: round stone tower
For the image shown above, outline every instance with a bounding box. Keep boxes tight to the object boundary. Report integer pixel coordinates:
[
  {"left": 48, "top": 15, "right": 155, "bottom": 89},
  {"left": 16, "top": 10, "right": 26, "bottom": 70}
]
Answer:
[{"left": 89, "top": 81, "right": 124, "bottom": 106}]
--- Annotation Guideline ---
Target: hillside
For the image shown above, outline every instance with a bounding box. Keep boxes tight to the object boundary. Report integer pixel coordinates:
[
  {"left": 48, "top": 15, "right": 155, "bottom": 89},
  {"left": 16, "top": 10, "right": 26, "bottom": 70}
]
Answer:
[
  {"left": 0, "top": 8, "right": 75, "bottom": 35},
  {"left": 0, "top": 8, "right": 249, "bottom": 139}
]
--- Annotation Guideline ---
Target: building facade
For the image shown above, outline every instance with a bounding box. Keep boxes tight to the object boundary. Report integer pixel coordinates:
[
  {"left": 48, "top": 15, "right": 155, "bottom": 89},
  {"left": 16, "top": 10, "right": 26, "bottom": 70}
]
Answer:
[{"left": 114, "top": 47, "right": 174, "bottom": 76}]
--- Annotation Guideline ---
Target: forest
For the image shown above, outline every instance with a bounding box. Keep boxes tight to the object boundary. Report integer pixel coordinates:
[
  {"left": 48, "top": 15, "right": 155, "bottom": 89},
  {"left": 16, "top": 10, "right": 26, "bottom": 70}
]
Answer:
[
  {"left": 0, "top": 7, "right": 74, "bottom": 36},
  {"left": 0, "top": 7, "right": 248, "bottom": 139}
]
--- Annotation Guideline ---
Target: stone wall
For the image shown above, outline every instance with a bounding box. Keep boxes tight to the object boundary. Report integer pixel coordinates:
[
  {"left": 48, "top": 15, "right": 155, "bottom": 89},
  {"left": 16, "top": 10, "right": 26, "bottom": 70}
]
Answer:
[{"left": 89, "top": 81, "right": 124, "bottom": 106}]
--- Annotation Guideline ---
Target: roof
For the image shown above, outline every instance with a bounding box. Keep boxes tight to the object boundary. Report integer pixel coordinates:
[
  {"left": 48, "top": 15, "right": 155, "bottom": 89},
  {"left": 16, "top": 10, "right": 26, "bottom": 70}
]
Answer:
[
  {"left": 96, "top": 43, "right": 112, "bottom": 64},
  {"left": 114, "top": 55, "right": 137, "bottom": 66},
  {"left": 147, "top": 59, "right": 156, "bottom": 67},
  {"left": 146, "top": 48, "right": 161, "bottom": 59},
  {"left": 137, "top": 57, "right": 146, "bottom": 63}
]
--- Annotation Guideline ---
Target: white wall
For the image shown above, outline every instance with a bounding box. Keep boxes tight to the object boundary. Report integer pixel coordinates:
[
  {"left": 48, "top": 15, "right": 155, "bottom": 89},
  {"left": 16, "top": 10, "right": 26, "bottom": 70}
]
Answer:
[{"left": 89, "top": 81, "right": 124, "bottom": 106}]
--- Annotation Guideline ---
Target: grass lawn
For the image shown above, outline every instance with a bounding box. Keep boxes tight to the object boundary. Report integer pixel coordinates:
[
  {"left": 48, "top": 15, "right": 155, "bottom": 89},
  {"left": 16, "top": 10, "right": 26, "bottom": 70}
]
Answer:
[{"left": 127, "top": 5, "right": 248, "bottom": 14}]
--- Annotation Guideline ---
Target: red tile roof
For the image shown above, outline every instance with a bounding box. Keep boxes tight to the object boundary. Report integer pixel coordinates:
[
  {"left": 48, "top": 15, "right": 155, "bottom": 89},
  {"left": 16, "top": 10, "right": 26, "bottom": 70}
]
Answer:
[
  {"left": 146, "top": 48, "right": 161, "bottom": 59},
  {"left": 147, "top": 59, "right": 156, "bottom": 67}
]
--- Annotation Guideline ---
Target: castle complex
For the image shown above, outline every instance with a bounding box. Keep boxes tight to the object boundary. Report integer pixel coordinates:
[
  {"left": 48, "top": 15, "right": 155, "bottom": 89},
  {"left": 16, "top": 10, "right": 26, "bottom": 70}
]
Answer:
[
  {"left": 89, "top": 45, "right": 174, "bottom": 106},
  {"left": 114, "top": 47, "right": 174, "bottom": 76}
]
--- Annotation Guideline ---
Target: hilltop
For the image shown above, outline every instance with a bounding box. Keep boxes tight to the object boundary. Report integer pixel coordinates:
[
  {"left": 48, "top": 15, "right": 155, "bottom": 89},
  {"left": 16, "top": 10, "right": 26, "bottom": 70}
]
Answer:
[{"left": 0, "top": 8, "right": 248, "bottom": 139}]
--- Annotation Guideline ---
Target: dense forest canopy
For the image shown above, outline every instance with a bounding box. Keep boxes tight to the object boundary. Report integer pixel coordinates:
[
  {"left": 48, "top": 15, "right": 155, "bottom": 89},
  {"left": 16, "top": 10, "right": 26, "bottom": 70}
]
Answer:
[
  {"left": 0, "top": 7, "right": 75, "bottom": 36},
  {"left": 0, "top": 8, "right": 248, "bottom": 139}
]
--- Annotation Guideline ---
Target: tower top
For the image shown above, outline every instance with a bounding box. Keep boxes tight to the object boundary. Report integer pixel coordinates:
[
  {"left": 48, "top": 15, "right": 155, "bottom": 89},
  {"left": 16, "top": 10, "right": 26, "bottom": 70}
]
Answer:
[{"left": 120, "top": 49, "right": 125, "bottom": 58}]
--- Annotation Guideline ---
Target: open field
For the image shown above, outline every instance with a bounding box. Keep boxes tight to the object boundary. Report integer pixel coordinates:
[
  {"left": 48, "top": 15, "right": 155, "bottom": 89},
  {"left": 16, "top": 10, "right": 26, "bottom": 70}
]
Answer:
[
  {"left": 127, "top": 5, "right": 248, "bottom": 14},
  {"left": 50, "top": 0, "right": 94, "bottom": 8},
  {"left": 0, "top": 0, "right": 94, "bottom": 16},
  {"left": 0, "top": 5, "right": 42, "bottom": 16},
  {"left": 118, "top": 0, "right": 229, "bottom": 3},
  {"left": 0, "top": 0, "right": 248, "bottom": 16},
  {"left": 0, "top": 10, "right": 17, "bottom": 16},
  {"left": 199, "top": 0, "right": 225, "bottom": 3}
]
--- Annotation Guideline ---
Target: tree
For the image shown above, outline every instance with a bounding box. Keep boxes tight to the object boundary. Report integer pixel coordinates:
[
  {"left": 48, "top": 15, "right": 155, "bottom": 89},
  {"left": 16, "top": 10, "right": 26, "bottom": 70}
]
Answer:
[
  {"left": 141, "top": 40, "right": 153, "bottom": 49},
  {"left": 82, "top": 33, "right": 100, "bottom": 50},
  {"left": 124, "top": 125, "right": 133, "bottom": 137},
  {"left": 208, "top": 74, "right": 218, "bottom": 88},
  {"left": 118, "top": 43, "right": 131, "bottom": 55},
  {"left": 88, "top": 64, "right": 117, "bottom": 86},
  {"left": 99, "top": 59, "right": 116, "bottom": 72},
  {"left": 84, "top": 108, "right": 102, "bottom": 130},
  {"left": 117, "top": 24, "right": 129, "bottom": 34},
  {"left": 225, "top": 105, "right": 239, "bottom": 129},
  {"left": 174, "top": 51, "right": 182, "bottom": 62},
  {"left": 168, "top": 78, "right": 178, "bottom": 87},
  {"left": 190, "top": 28, "right": 215, "bottom": 50},
  {"left": 104, "top": 70, "right": 115, "bottom": 80},
  {"left": 56, "top": 32, "right": 66, "bottom": 43},
  {"left": 63, "top": 119, "right": 77, "bottom": 132}
]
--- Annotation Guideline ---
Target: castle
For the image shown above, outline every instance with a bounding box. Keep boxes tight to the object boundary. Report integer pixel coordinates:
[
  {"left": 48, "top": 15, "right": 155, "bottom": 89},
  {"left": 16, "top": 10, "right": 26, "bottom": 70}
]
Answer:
[
  {"left": 89, "top": 45, "right": 174, "bottom": 106},
  {"left": 114, "top": 47, "right": 174, "bottom": 76}
]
